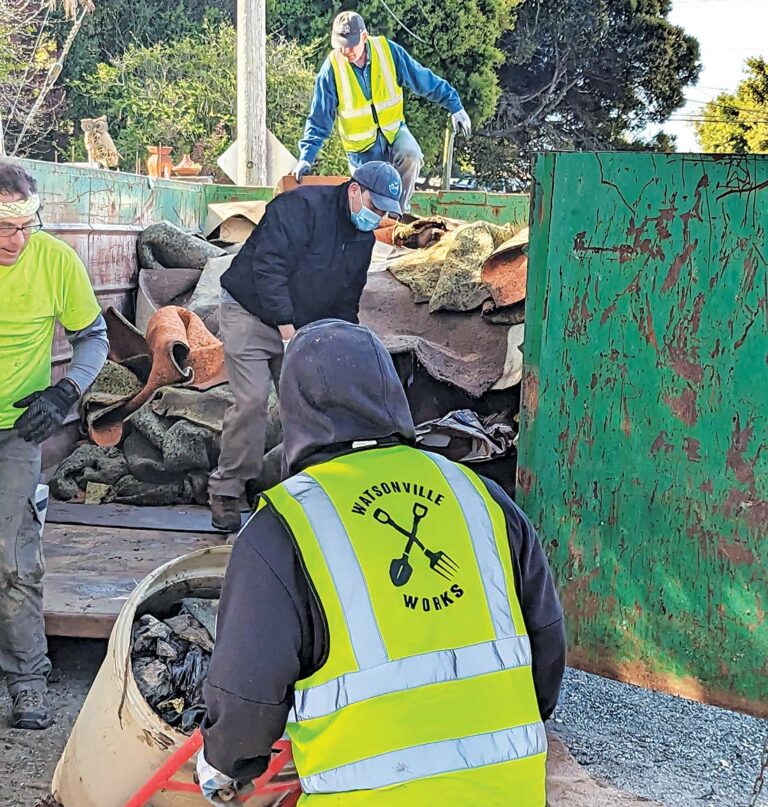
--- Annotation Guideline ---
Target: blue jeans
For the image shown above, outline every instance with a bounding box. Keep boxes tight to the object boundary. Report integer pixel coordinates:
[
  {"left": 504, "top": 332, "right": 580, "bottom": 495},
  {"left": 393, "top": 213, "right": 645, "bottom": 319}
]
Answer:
[{"left": 347, "top": 125, "right": 423, "bottom": 212}]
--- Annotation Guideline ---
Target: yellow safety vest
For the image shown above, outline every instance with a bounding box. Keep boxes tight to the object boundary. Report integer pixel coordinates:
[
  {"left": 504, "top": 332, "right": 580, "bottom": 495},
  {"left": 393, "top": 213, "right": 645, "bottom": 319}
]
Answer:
[
  {"left": 329, "top": 37, "right": 405, "bottom": 154},
  {"left": 264, "top": 445, "right": 547, "bottom": 806}
]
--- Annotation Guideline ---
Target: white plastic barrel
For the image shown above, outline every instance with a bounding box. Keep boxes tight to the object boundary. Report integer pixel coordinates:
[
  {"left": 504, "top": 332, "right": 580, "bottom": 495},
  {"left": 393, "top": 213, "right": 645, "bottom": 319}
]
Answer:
[{"left": 52, "top": 545, "right": 298, "bottom": 806}]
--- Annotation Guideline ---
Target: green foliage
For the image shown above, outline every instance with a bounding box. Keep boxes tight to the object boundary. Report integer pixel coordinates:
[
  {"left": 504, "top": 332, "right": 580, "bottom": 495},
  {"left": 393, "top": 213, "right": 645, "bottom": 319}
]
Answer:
[
  {"left": 57, "top": 0, "right": 234, "bottom": 127},
  {"left": 71, "top": 23, "right": 347, "bottom": 174},
  {"left": 268, "top": 0, "right": 520, "bottom": 172},
  {"left": 695, "top": 58, "right": 768, "bottom": 153},
  {"left": 71, "top": 23, "right": 234, "bottom": 170},
  {"left": 470, "top": 0, "right": 700, "bottom": 182}
]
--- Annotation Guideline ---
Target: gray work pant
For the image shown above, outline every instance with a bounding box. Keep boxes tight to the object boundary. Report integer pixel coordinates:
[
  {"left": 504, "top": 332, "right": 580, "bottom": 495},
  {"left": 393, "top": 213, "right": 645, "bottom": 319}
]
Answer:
[
  {"left": 347, "top": 125, "right": 424, "bottom": 213},
  {"left": 208, "top": 299, "right": 283, "bottom": 499},
  {"left": 0, "top": 429, "right": 51, "bottom": 695}
]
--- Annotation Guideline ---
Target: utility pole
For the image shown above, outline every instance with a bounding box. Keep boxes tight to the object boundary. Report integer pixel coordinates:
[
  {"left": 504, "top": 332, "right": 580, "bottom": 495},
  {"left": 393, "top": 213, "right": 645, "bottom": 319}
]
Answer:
[
  {"left": 237, "top": 0, "right": 267, "bottom": 186},
  {"left": 441, "top": 125, "right": 455, "bottom": 191}
]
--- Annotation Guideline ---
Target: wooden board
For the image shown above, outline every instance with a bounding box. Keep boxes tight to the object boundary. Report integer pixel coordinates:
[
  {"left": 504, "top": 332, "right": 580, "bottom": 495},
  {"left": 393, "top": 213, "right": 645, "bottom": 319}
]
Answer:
[
  {"left": 46, "top": 502, "right": 246, "bottom": 534},
  {"left": 43, "top": 523, "right": 227, "bottom": 638}
]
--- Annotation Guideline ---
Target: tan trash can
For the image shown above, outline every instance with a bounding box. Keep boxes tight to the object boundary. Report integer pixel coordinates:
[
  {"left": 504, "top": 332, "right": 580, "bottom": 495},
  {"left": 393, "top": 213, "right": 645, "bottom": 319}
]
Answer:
[{"left": 52, "top": 545, "right": 297, "bottom": 807}]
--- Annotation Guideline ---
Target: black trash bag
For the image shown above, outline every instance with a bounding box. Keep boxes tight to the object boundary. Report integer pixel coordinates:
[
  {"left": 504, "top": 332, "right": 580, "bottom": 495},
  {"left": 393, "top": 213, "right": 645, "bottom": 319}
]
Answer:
[
  {"left": 131, "top": 598, "right": 219, "bottom": 734},
  {"left": 133, "top": 658, "right": 174, "bottom": 708},
  {"left": 170, "top": 645, "right": 210, "bottom": 708}
]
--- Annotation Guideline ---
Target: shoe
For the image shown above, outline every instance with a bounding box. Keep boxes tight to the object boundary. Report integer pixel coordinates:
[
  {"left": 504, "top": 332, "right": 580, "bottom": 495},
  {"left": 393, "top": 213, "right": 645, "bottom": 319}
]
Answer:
[
  {"left": 11, "top": 688, "right": 53, "bottom": 730},
  {"left": 210, "top": 494, "right": 242, "bottom": 533},
  {"left": 245, "top": 479, "right": 262, "bottom": 510}
]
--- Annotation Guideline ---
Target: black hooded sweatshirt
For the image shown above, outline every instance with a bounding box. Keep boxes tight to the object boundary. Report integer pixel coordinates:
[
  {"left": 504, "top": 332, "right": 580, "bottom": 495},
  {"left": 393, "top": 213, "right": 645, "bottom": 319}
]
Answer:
[{"left": 201, "top": 320, "right": 566, "bottom": 781}]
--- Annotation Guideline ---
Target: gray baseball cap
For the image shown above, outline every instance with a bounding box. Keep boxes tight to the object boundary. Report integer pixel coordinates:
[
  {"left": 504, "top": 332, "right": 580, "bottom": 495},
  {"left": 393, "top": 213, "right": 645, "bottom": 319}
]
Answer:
[
  {"left": 352, "top": 161, "right": 403, "bottom": 216},
  {"left": 332, "top": 11, "right": 367, "bottom": 48}
]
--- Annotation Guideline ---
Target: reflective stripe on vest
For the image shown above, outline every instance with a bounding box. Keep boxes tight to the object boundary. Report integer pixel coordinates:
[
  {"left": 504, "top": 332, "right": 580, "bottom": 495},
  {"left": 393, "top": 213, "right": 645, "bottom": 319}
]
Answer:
[
  {"left": 291, "top": 633, "right": 532, "bottom": 721},
  {"left": 302, "top": 722, "right": 548, "bottom": 794},
  {"left": 329, "top": 37, "right": 405, "bottom": 153},
  {"left": 424, "top": 450, "right": 519, "bottom": 639},
  {"left": 282, "top": 473, "right": 387, "bottom": 671},
  {"left": 265, "top": 447, "right": 546, "bottom": 803}
]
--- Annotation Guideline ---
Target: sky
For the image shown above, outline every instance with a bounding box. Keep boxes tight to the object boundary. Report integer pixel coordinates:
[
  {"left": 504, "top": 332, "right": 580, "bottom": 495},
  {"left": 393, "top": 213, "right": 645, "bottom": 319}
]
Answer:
[{"left": 659, "top": 0, "right": 768, "bottom": 151}]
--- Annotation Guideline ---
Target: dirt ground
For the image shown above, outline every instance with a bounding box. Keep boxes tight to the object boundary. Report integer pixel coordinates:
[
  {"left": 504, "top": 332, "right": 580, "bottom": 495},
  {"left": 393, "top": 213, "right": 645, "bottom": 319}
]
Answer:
[
  {"left": 0, "top": 639, "right": 105, "bottom": 807},
  {"left": 0, "top": 639, "right": 660, "bottom": 807}
]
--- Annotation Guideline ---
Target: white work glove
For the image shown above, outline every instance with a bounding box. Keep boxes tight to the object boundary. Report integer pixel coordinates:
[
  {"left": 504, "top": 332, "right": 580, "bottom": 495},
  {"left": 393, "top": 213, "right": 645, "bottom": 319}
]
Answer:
[
  {"left": 196, "top": 750, "right": 238, "bottom": 805},
  {"left": 292, "top": 160, "right": 312, "bottom": 183},
  {"left": 451, "top": 109, "right": 472, "bottom": 138}
]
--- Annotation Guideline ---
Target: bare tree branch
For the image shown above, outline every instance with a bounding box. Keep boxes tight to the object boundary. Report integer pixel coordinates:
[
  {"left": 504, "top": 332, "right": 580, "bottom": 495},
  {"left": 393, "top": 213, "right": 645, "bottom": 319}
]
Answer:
[{"left": 0, "top": 0, "right": 94, "bottom": 156}]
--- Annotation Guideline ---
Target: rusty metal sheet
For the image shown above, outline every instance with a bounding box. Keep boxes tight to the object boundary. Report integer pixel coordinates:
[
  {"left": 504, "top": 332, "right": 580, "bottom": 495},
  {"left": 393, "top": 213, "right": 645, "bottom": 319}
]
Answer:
[
  {"left": 360, "top": 271, "right": 509, "bottom": 397},
  {"left": 518, "top": 152, "right": 768, "bottom": 716},
  {"left": 482, "top": 228, "right": 529, "bottom": 308}
]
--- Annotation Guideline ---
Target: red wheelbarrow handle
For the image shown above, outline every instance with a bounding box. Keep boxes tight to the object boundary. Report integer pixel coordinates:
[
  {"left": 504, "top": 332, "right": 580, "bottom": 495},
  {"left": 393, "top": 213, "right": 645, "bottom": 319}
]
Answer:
[{"left": 122, "top": 729, "right": 301, "bottom": 807}]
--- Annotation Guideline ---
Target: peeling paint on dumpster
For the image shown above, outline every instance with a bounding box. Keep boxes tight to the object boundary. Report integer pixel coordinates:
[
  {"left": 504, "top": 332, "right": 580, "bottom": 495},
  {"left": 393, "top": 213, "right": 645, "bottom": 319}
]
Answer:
[{"left": 518, "top": 152, "right": 768, "bottom": 717}]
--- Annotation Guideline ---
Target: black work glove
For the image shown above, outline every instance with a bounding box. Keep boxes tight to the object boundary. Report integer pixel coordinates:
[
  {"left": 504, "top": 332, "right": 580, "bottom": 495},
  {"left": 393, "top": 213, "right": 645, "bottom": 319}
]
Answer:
[{"left": 13, "top": 379, "right": 80, "bottom": 443}]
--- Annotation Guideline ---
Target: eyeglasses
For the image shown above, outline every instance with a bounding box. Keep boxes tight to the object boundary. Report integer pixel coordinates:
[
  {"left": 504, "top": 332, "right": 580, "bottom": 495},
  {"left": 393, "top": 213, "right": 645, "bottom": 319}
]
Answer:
[{"left": 0, "top": 214, "right": 43, "bottom": 237}]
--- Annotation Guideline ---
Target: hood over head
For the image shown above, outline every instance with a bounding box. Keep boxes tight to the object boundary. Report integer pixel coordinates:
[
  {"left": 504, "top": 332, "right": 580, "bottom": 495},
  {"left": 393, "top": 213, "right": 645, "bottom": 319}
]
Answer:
[{"left": 280, "top": 320, "right": 415, "bottom": 475}]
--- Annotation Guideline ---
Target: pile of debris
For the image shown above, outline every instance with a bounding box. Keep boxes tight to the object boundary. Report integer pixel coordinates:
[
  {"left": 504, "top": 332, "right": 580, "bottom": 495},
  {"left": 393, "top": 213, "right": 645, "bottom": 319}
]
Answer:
[
  {"left": 49, "top": 300, "right": 281, "bottom": 505},
  {"left": 131, "top": 598, "right": 218, "bottom": 733},
  {"left": 49, "top": 207, "right": 526, "bottom": 505}
]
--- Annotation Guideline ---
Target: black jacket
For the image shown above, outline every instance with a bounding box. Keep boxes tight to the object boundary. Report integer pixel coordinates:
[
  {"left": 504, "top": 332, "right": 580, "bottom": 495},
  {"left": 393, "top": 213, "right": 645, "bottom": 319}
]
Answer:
[
  {"left": 201, "top": 321, "right": 566, "bottom": 782},
  {"left": 220, "top": 183, "right": 375, "bottom": 329}
]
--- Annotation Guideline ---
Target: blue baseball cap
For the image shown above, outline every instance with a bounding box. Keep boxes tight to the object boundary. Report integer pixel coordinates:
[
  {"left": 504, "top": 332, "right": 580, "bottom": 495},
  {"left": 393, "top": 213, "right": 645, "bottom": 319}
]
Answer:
[{"left": 351, "top": 162, "right": 403, "bottom": 217}]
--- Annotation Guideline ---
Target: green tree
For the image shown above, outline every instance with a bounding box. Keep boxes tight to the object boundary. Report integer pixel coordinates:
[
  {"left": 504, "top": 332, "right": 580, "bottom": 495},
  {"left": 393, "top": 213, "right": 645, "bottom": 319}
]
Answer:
[
  {"left": 72, "top": 23, "right": 347, "bottom": 174},
  {"left": 465, "top": 0, "right": 700, "bottom": 184},
  {"left": 268, "top": 0, "right": 521, "bottom": 173},
  {"left": 694, "top": 58, "right": 768, "bottom": 153},
  {"left": 56, "top": 0, "right": 234, "bottom": 127}
]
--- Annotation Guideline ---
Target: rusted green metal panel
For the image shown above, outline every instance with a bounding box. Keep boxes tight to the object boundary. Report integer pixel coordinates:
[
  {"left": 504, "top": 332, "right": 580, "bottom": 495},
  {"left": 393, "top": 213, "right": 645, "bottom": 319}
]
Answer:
[
  {"left": 21, "top": 159, "right": 530, "bottom": 226},
  {"left": 205, "top": 185, "right": 529, "bottom": 225},
  {"left": 409, "top": 190, "right": 529, "bottom": 224},
  {"left": 518, "top": 152, "right": 768, "bottom": 716},
  {"left": 204, "top": 184, "right": 274, "bottom": 207},
  {"left": 21, "top": 159, "right": 204, "bottom": 228}
]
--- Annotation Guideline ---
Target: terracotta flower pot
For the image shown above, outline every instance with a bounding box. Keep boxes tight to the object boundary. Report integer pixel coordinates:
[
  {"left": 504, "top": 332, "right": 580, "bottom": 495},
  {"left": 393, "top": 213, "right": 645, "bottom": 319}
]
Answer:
[
  {"left": 173, "top": 153, "right": 203, "bottom": 177},
  {"left": 146, "top": 146, "right": 173, "bottom": 178}
]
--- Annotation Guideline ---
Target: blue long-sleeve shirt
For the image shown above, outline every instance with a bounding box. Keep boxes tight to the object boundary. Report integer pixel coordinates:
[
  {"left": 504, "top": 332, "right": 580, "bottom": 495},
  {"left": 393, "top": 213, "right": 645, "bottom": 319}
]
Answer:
[{"left": 299, "top": 39, "right": 463, "bottom": 164}]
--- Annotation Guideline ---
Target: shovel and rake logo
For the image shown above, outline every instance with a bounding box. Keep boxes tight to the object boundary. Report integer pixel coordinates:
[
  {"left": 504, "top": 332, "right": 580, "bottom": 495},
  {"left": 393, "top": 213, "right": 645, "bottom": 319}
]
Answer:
[{"left": 373, "top": 503, "right": 459, "bottom": 587}]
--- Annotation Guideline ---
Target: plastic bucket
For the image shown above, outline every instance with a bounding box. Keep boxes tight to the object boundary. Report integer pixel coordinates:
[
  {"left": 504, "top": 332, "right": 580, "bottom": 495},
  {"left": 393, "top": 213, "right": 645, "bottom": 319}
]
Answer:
[{"left": 52, "top": 546, "right": 298, "bottom": 806}]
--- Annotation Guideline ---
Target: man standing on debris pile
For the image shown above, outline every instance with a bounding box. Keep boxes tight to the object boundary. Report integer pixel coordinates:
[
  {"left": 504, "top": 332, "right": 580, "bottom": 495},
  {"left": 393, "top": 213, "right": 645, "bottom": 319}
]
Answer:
[
  {"left": 197, "top": 320, "right": 566, "bottom": 805},
  {"left": 0, "top": 159, "right": 108, "bottom": 730},
  {"left": 208, "top": 161, "right": 402, "bottom": 533},
  {"left": 292, "top": 11, "right": 472, "bottom": 212}
]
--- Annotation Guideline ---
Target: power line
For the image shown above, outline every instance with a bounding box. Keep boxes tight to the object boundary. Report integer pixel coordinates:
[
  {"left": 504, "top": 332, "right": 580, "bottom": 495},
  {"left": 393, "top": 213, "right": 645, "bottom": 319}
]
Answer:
[
  {"left": 703, "top": 47, "right": 767, "bottom": 52},
  {"left": 683, "top": 96, "right": 768, "bottom": 116},
  {"left": 669, "top": 116, "right": 768, "bottom": 124},
  {"left": 675, "top": 0, "right": 767, "bottom": 6},
  {"left": 374, "top": 0, "right": 430, "bottom": 45}
]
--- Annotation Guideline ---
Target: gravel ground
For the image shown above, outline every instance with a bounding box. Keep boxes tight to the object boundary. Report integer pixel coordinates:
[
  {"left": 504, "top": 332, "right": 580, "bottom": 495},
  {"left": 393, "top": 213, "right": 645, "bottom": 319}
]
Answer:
[
  {"left": 553, "top": 668, "right": 768, "bottom": 807},
  {"left": 3, "top": 646, "right": 767, "bottom": 807},
  {"left": 0, "top": 638, "right": 106, "bottom": 807}
]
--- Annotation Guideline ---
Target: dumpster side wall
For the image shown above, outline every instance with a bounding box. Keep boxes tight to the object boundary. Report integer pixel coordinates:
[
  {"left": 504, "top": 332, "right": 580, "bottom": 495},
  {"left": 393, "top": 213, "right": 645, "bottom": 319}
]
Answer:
[
  {"left": 518, "top": 152, "right": 768, "bottom": 716},
  {"left": 204, "top": 183, "right": 530, "bottom": 225}
]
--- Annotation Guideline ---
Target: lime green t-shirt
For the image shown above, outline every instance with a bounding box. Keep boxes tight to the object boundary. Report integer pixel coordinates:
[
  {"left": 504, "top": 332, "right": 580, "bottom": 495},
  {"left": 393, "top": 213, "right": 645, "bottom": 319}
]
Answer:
[{"left": 0, "top": 231, "right": 101, "bottom": 429}]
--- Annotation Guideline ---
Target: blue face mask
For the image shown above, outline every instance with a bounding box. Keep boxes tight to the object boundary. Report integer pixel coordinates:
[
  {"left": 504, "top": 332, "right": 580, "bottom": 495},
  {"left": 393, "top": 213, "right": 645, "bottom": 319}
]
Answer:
[{"left": 351, "top": 192, "right": 383, "bottom": 232}]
